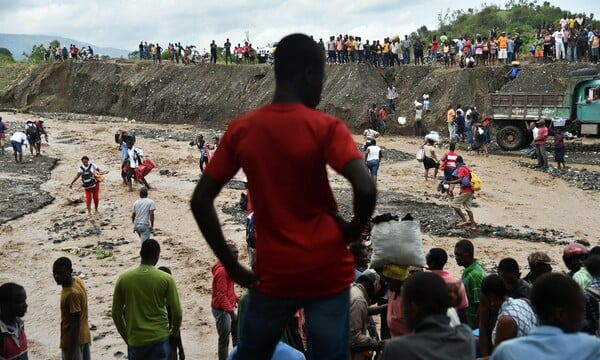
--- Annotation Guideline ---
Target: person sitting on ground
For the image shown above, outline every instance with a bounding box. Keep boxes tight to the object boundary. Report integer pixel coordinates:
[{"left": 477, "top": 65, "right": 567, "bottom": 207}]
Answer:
[
  {"left": 380, "top": 272, "right": 475, "bottom": 360},
  {"left": 563, "top": 243, "right": 589, "bottom": 277},
  {"left": 523, "top": 252, "right": 552, "bottom": 284},
  {"left": 0, "top": 282, "right": 28, "bottom": 360},
  {"left": 350, "top": 269, "right": 383, "bottom": 360},
  {"left": 573, "top": 246, "right": 600, "bottom": 289},
  {"left": 481, "top": 275, "right": 537, "bottom": 352},
  {"left": 444, "top": 156, "right": 476, "bottom": 230},
  {"left": 422, "top": 139, "right": 439, "bottom": 181},
  {"left": 491, "top": 273, "right": 600, "bottom": 360},
  {"left": 583, "top": 255, "right": 600, "bottom": 335},
  {"left": 427, "top": 248, "right": 469, "bottom": 323}
]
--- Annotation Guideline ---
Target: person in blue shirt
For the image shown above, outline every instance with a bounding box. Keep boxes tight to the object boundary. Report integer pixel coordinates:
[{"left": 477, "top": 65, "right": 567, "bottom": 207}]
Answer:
[
  {"left": 491, "top": 273, "right": 600, "bottom": 360},
  {"left": 507, "top": 62, "right": 521, "bottom": 80}
]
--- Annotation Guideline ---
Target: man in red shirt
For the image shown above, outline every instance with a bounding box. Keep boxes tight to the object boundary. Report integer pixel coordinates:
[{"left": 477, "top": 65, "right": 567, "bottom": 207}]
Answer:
[
  {"left": 191, "top": 33, "right": 377, "bottom": 360},
  {"left": 211, "top": 244, "right": 239, "bottom": 360},
  {"left": 444, "top": 156, "right": 476, "bottom": 230},
  {"left": 534, "top": 118, "right": 548, "bottom": 168},
  {"left": 378, "top": 105, "right": 388, "bottom": 135}
]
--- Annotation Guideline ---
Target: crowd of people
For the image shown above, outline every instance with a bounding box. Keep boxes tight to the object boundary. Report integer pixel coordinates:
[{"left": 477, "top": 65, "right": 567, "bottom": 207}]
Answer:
[
  {"left": 2, "top": 31, "right": 600, "bottom": 360},
  {"left": 43, "top": 44, "right": 96, "bottom": 62}
]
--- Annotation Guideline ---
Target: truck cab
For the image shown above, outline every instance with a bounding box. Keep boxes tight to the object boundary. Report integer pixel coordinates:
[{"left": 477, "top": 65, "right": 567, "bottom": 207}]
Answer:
[
  {"left": 491, "top": 68, "right": 600, "bottom": 150},
  {"left": 575, "top": 80, "right": 600, "bottom": 134}
]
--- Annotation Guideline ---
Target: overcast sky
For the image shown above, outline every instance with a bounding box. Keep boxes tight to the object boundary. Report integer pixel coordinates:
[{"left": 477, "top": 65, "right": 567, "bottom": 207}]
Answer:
[{"left": 0, "top": 0, "right": 597, "bottom": 52}]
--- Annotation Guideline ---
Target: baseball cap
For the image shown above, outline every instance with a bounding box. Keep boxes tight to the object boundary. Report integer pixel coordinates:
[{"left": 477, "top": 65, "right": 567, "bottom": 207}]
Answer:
[{"left": 527, "top": 251, "right": 552, "bottom": 267}]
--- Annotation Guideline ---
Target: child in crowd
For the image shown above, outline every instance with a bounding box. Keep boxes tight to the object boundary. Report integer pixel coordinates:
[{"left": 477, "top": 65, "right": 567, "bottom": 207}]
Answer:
[{"left": 553, "top": 127, "right": 566, "bottom": 170}]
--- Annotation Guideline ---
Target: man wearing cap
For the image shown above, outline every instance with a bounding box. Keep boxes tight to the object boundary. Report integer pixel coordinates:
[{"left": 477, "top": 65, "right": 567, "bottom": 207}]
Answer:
[
  {"left": 523, "top": 252, "right": 552, "bottom": 284},
  {"left": 350, "top": 269, "right": 382, "bottom": 360},
  {"left": 497, "top": 32, "right": 508, "bottom": 63},
  {"left": 533, "top": 118, "right": 548, "bottom": 168}
]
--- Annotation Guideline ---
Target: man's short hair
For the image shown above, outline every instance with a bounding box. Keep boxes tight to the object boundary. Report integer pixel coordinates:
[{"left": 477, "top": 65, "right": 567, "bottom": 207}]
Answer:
[
  {"left": 455, "top": 239, "right": 474, "bottom": 255},
  {"left": 584, "top": 255, "right": 600, "bottom": 278},
  {"left": 274, "top": 33, "right": 323, "bottom": 84},
  {"left": 428, "top": 248, "right": 448, "bottom": 267},
  {"left": 530, "top": 273, "right": 583, "bottom": 323},
  {"left": 140, "top": 187, "right": 148, "bottom": 198},
  {"left": 81, "top": 156, "right": 89, "bottom": 161},
  {"left": 141, "top": 239, "right": 160, "bottom": 258},
  {"left": 53, "top": 257, "right": 73, "bottom": 271},
  {"left": 402, "top": 272, "right": 450, "bottom": 315},
  {"left": 0, "top": 282, "right": 24, "bottom": 307},
  {"left": 449, "top": 142, "right": 456, "bottom": 151},
  {"left": 481, "top": 274, "right": 508, "bottom": 298},
  {"left": 498, "top": 258, "right": 520, "bottom": 275}
]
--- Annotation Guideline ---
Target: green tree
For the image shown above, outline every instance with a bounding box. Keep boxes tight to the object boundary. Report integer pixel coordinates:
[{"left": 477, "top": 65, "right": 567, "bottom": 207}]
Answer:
[
  {"left": 22, "top": 44, "right": 46, "bottom": 62},
  {"left": 0, "top": 47, "right": 15, "bottom": 63},
  {"left": 49, "top": 39, "right": 60, "bottom": 49}
]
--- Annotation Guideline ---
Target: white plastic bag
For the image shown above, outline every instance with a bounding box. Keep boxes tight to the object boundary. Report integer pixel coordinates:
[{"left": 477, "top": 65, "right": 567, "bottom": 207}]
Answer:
[
  {"left": 416, "top": 147, "right": 425, "bottom": 162},
  {"left": 424, "top": 131, "right": 440, "bottom": 143},
  {"left": 370, "top": 219, "right": 426, "bottom": 268}
]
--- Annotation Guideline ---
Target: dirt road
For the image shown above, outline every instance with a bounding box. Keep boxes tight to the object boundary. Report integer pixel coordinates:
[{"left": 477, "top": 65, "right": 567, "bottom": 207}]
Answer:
[{"left": 0, "top": 112, "right": 598, "bottom": 359}]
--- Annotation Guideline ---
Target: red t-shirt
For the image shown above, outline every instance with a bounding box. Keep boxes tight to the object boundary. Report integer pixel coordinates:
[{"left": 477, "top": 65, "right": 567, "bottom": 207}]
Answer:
[
  {"left": 204, "top": 103, "right": 362, "bottom": 298},
  {"left": 379, "top": 108, "right": 387, "bottom": 121},
  {"left": 535, "top": 127, "right": 548, "bottom": 145},
  {"left": 457, "top": 166, "right": 473, "bottom": 193}
]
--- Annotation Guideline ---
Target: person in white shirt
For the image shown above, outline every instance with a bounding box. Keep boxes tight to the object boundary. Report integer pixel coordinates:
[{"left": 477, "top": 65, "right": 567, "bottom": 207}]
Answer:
[
  {"left": 125, "top": 142, "right": 150, "bottom": 191},
  {"left": 387, "top": 85, "right": 398, "bottom": 112},
  {"left": 9, "top": 132, "right": 28, "bottom": 163},
  {"left": 553, "top": 28, "right": 566, "bottom": 60},
  {"left": 365, "top": 140, "right": 383, "bottom": 183},
  {"left": 132, "top": 187, "right": 156, "bottom": 242}
]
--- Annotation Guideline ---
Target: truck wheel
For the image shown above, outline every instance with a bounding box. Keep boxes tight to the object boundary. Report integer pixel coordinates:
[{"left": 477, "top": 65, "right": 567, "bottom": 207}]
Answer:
[{"left": 497, "top": 125, "right": 525, "bottom": 151}]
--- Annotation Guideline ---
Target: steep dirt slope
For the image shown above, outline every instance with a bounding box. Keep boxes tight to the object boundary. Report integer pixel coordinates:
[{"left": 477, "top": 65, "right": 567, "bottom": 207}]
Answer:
[{"left": 1, "top": 60, "right": 598, "bottom": 134}]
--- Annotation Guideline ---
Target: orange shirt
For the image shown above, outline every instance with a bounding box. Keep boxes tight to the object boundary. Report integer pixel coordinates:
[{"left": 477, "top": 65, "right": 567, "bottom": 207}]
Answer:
[
  {"left": 447, "top": 108, "right": 456, "bottom": 123},
  {"left": 498, "top": 35, "right": 508, "bottom": 49}
]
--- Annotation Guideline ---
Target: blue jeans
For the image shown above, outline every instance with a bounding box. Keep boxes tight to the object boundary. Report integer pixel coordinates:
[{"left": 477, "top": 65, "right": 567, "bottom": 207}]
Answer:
[
  {"left": 366, "top": 159, "right": 380, "bottom": 176},
  {"left": 233, "top": 288, "right": 350, "bottom": 360},
  {"left": 128, "top": 337, "right": 170, "bottom": 360},
  {"left": 134, "top": 223, "right": 151, "bottom": 242}
]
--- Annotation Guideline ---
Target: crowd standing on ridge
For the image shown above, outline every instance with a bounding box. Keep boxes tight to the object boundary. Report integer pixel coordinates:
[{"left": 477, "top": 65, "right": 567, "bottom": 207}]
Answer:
[{"left": 3, "top": 19, "right": 600, "bottom": 360}]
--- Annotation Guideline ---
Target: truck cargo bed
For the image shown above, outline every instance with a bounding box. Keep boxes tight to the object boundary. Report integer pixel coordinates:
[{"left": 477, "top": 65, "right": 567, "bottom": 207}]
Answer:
[{"left": 490, "top": 93, "right": 570, "bottom": 120}]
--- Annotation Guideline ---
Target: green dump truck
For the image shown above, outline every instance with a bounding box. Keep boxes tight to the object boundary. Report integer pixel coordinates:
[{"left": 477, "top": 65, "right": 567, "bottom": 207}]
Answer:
[{"left": 491, "top": 68, "right": 600, "bottom": 150}]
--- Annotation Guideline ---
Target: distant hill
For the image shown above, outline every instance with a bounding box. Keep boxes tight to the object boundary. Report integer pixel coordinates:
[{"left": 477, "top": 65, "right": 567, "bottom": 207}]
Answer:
[{"left": 0, "top": 33, "right": 129, "bottom": 60}]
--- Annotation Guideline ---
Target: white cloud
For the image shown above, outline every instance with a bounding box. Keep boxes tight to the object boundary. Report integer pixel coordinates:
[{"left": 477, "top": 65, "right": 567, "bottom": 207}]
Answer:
[{"left": 0, "top": 0, "right": 595, "bottom": 51}]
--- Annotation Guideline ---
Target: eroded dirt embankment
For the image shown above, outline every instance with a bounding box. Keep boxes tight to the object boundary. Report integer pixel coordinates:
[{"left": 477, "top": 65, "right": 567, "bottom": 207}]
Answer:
[{"left": 2, "top": 60, "right": 598, "bottom": 135}]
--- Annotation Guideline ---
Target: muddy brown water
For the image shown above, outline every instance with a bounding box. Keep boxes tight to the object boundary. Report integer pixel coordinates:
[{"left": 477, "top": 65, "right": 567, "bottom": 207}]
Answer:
[{"left": 0, "top": 111, "right": 599, "bottom": 359}]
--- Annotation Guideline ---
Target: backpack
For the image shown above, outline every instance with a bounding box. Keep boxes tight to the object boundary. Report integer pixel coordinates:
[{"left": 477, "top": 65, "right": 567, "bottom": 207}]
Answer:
[
  {"left": 80, "top": 164, "right": 96, "bottom": 189},
  {"left": 470, "top": 171, "right": 482, "bottom": 191},
  {"left": 26, "top": 123, "right": 39, "bottom": 138}
]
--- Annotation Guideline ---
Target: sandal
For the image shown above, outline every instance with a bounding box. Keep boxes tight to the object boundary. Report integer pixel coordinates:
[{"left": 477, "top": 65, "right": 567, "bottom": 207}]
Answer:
[
  {"left": 469, "top": 225, "right": 477, "bottom": 230},
  {"left": 457, "top": 221, "right": 471, "bottom": 227}
]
